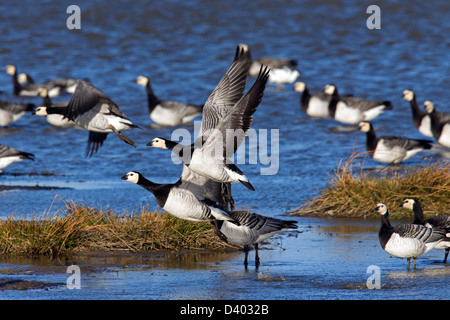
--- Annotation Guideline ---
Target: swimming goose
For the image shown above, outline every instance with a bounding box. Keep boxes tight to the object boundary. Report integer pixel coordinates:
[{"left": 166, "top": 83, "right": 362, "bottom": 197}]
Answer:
[
  {"left": 240, "top": 44, "right": 299, "bottom": 84},
  {"left": 121, "top": 170, "right": 234, "bottom": 240},
  {"left": 0, "top": 100, "right": 35, "bottom": 127},
  {"left": 19, "top": 72, "right": 78, "bottom": 94},
  {"left": 215, "top": 210, "right": 298, "bottom": 267},
  {"left": 402, "top": 90, "right": 433, "bottom": 138},
  {"left": 358, "top": 121, "right": 433, "bottom": 164},
  {"left": 0, "top": 144, "right": 34, "bottom": 172},
  {"left": 135, "top": 75, "right": 203, "bottom": 126},
  {"left": 400, "top": 198, "right": 450, "bottom": 263},
  {"left": 35, "top": 88, "right": 74, "bottom": 128},
  {"left": 325, "top": 84, "right": 393, "bottom": 126},
  {"left": 294, "top": 82, "right": 332, "bottom": 118},
  {"left": 148, "top": 52, "right": 269, "bottom": 193},
  {"left": 376, "top": 203, "right": 445, "bottom": 269},
  {"left": 5, "top": 65, "right": 61, "bottom": 97},
  {"left": 37, "top": 79, "right": 139, "bottom": 156},
  {"left": 424, "top": 101, "right": 450, "bottom": 149}
]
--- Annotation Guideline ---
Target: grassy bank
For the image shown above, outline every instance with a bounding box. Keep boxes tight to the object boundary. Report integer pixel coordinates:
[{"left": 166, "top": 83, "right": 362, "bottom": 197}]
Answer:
[
  {"left": 289, "top": 153, "right": 450, "bottom": 219},
  {"left": 0, "top": 199, "right": 235, "bottom": 256}
]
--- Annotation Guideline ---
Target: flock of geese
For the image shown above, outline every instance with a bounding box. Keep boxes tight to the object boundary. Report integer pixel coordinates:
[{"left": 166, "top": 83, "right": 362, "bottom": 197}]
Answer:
[{"left": 0, "top": 43, "right": 449, "bottom": 270}]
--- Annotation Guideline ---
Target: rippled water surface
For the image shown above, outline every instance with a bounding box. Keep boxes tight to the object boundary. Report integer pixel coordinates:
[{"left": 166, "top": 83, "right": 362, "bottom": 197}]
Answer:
[{"left": 0, "top": 0, "right": 449, "bottom": 300}]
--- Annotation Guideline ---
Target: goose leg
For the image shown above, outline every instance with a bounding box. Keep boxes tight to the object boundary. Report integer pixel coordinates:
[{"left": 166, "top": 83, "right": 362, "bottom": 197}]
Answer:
[
  {"left": 255, "top": 243, "right": 260, "bottom": 269},
  {"left": 243, "top": 245, "right": 250, "bottom": 268},
  {"left": 407, "top": 258, "right": 411, "bottom": 270},
  {"left": 444, "top": 249, "right": 449, "bottom": 264},
  {"left": 413, "top": 257, "right": 417, "bottom": 270},
  {"left": 109, "top": 126, "right": 136, "bottom": 148},
  {"left": 226, "top": 183, "right": 235, "bottom": 211}
]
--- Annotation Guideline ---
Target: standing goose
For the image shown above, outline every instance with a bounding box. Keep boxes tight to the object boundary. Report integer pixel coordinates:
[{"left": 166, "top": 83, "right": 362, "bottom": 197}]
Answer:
[
  {"left": 135, "top": 75, "right": 203, "bottom": 126},
  {"left": 240, "top": 43, "right": 299, "bottom": 84},
  {"left": 376, "top": 203, "right": 445, "bottom": 270},
  {"left": 325, "top": 84, "right": 392, "bottom": 126},
  {"left": 294, "top": 82, "right": 332, "bottom": 118},
  {"left": 424, "top": 100, "right": 450, "bottom": 149},
  {"left": 38, "top": 80, "right": 139, "bottom": 156},
  {"left": 402, "top": 90, "right": 433, "bottom": 138},
  {"left": 18, "top": 72, "right": 78, "bottom": 94},
  {"left": 0, "top": 144, "right": 34, "bottom": 172},
  {"left": 399, "top": 198, "right": 450, "bottom": 263},
  {"left": 121, "top": 170, "right": 233, "bottom": 240},
  {"left": 0, "top": 100, "right": 35, "bottom": 127},
  {"left": 358, "top": 121, "right": 433, "bottom": 164},
  {"left": 5, "top": 65, "right": 61, "bottom": 97},
  {"left": 34, "top": 88, "right": 74, "bottom": 128},
  {"left": 215, "top": 210, "right": 298, "bottom": 268},
  {"left": 148, "top": 62, "right": 269, "bottom": 194}
]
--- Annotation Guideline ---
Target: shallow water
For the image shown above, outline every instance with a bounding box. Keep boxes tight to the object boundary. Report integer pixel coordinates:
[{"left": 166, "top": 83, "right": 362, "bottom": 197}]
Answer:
[{"left": 0, "top": 0, "right": 449, "bottom": 300}]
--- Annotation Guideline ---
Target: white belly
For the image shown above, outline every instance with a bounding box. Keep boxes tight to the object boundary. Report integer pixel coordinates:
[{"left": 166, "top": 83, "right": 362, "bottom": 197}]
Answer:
[
  {"left": 418, "top": 116, "right": 433, "bottom": 137},
  {"left": 162, "top": 190, "right": 210, "bottom": 222},
  {"left": 334, "top": 102, "right": 362, "bottom": 124},
  {"left": 0, "top": 156, "right": 23, "bottom": 170},
  {"left": 150, "top": 105, "right": 181, "bottom": 126},
  {"left": 438, "top": 124, "right": 450, "bottom": 148},
  {"left": 307, "top": 97, "right": 330, "bottom": 118},
  {"left": 373, "top": 141, "right": 407, "bottom": 163},
  {"left": 384, "top": 233, "right": 426, "bottom": 258}
]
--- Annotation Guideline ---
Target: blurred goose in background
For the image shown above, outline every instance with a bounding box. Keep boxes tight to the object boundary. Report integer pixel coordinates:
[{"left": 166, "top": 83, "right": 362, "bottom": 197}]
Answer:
[
  {"left": 135, "top": 75, "right": 203, "bottom": 126},
  {"left": 148, "top": 47, "right": 269, "bottom": 195},
  {"left": 215, "top": 210, "right": 298, "bottom": 268},
  {"left": 294, "top": 81, "right": 332, "bottom": 118},
  {"left": 121, "top": 170, "right": 234, "bottom": 240},
  {"left": 0, "top": 100, "right": 35, "bottom": 127},
  {"left": 5, "top": 65, "right": 61, "bottom": 97},
  {"left": 18, "top": 72, "right": 77, "bottom": 94},
  {"left": 0, "top": 144, "right": 34, "bottom": 172},
  {"left": 400, "top": 198, "right": 450, "bottom": 263},
  {"left": 358, "top": 121, "right": 433, "bottom": 164},
  {"left": 325, "top": 84, "right": 393, "bottom": 127},
  {"left": 424, "top": 100, "right": 450, "bottom": 149},
  {"left": 376, "top": 203, "right": 446, "bottom": 270},
  {"left": 34, "top": 88, "right": 74, "bottom": 128},
  {"left": 402, "top": 90, "right": 433, "bottom": 138},
  {"left": 37, "top": 79, "right": 139, "bottom": 157},
  {"left": 240, "top": 43, "right": 299, "bottom": 85}
]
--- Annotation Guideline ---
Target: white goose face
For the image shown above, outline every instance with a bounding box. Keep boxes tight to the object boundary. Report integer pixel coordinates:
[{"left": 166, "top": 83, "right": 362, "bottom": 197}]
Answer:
[
  {"left": 294, "top": 82, "right": 306, "bottom": 92},
  {"left": 121, "top": 171, "right": 140, "bottom": 184},
  {"left": 375, "top": 203, "right": 388, "bottom": 215},
  {"left": 424, "top": 101, "right": 434, "bottom": 113},
  {"left": 150, "top": 137, "right": 167, "bottom": 149},
  {"left": 402, "top": 90, "right": 414, "bottom": 102},
  {"left": 5, "top": 65, "right": 16, "bottom": 75},
  {"left": 324, "top": 84, "right": 336, "bottom": 95},
  {"left": 359, "top": 121, "right": 371, "bottom": 132},
  {"left": 400, "top": 199, "right": 415, "bottom": 210},
  {"left": 136, "top": 76, "right": 149, "bottom": 87},
  {"left": 18, "top": 73, "right": 28, "bottom": 84},
  {"left": 238, "top": 43, "right": 249, "bottom": 53},
  {"left": 33, "top": 106, "right": 48, "bottom": 116}
]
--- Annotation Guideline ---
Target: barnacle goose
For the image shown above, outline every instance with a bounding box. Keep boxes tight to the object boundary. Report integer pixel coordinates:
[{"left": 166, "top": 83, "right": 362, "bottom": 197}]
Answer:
[
  {"left": 148, "top": 46, "right": 269, "bottom": 194},
  {"left": 5, "top": 65, "right": 61, "bottom": 97},
  {"left": 0, "top": 100, "right": 35, "bottom": 127},
  {"left": 400, "top": 198, "right": 450, "bottom": 263},
  {"left": 38, "top": 79, "right": 139, "bottom": 156},
  {"left": 358, "top": 121, "right": 433, "bottom": 164},
  {"left": 135, "top": 75, "right": 203, "bottom": 126},
  {"left": 325, "top": 84, "right": 392, "bottom": 126},
  {"left": 215, "top": 210, "right": 298, "bottom": 267},
  {"left": 34, "top": 88, "right": 74, "bottom": 128},
  {"left": 424, "top": 101, "right": 450, "bottom": 149},
  {"left": 239, "top": 43, "right": 299, "bottom": 85},
  {"left": 121, "top": 169, "right": 233, "bottom": 240},
  {"left": 0, "top": 144, "right": 34, "bottom": 172},
  {"left": 294, "top": 82, "right": 332, "bottom": 118},
  {"left": 402, "top": 90, "right": 433, "bottom": 138},
  {"left": 18, "top": 72, "right": 77, "bottom": 94},
  {"left": 376, "top": 203, "right": 446, "bottom": 269}
]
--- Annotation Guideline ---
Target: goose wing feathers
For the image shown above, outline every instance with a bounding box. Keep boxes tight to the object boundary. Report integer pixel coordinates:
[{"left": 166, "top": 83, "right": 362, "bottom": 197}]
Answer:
[
  {"left": 0, "top": 144, "right": 34, "bottom": 160},
  {"left": 64, "top": 80, "right": 128, "bottom": 120},
  {"left": 177, "top": 165, "right": 223, "bottom": 204},
  {"left": 340, "top": 96, "right": 391, "bottom": 111},
  {"left": 230, "top": 210, "right": 298, "bottom": 233},
  {"left": 379, "top": 136, "right": 432, "bottom": 150},
  {"left": 0, "top": 101, "right": 35, "bottom": 113},
  {"left": 200, "top": 46, "right": 252, "bottom": 137},
  {"left": 394, "top": 223, "right": 445, "bottom": 243}
]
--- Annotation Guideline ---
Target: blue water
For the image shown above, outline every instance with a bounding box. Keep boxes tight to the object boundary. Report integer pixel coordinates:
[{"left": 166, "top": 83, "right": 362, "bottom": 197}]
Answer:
[{"left": 0, "top": 0, "right": 448, "bottom": 300}]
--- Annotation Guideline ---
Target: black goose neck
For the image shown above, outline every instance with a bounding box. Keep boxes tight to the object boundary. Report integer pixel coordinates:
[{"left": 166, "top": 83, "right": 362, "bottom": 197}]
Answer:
[
  {"left": 300, "top": 87, "right": 310, "bottom": 110},
  {"left": 412, "top": 201, "right": 426, "bottom": 225},
  {"left": 365, "top": 125, "right": 378, "bottom": 152},
  {"left": 145, "top": 82, "right": 160, "bottom": 112}
]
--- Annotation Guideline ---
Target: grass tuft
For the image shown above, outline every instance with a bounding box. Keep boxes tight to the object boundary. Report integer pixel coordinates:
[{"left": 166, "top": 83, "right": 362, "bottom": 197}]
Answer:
[
  {"left": 0, "top": 198, "right": 235, "bottom": 256},
  {"left": 289, "top": 152, "right": 450, "bottom": 219}
]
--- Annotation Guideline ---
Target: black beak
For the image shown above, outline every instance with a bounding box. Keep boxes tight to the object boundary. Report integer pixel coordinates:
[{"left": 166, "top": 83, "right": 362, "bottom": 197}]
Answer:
[
  {"left": 146, "top": 141, "right": 153, "bottom": 147},
  {"left": 121, "top": 174, "right": 128, "bottom": 180}
]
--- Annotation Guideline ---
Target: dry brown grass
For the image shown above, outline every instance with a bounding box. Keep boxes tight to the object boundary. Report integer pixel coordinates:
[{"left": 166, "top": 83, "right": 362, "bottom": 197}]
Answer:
[
  {"left": 289, "top": 152, "right": 450, "bottom": 219},
  {"left": 0, "top": 198, "right": 235, "bottom": 256}
]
